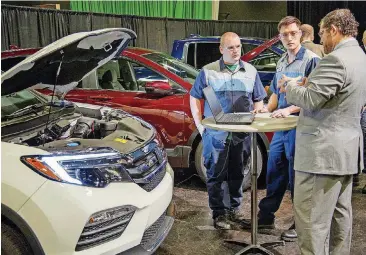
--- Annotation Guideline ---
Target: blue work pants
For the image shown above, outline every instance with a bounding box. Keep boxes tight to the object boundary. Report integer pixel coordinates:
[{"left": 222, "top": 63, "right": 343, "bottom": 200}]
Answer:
[
  {"left": 202, "top": 131, "right": 251, "bottom": 219},
  {"left": 258, "top": 129, "right": 296, "bottom": 223}
]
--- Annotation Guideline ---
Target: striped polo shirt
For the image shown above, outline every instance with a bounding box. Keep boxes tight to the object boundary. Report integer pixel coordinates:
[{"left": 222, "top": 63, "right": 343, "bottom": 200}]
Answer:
[
  {"left": 191, "top": 58, "right": 266, "bottom": 118},
  {"left": 190, "top": 58, "right": 266, "bottom": 142}
]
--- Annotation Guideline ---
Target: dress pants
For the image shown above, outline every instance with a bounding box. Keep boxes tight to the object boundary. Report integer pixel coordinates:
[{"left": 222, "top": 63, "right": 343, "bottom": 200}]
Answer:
[{"left": 294, "top": 171, "right": 353, "bottom": 255}]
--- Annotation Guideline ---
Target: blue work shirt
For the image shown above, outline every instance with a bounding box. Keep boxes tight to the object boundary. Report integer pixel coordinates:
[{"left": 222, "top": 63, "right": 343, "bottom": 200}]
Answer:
[
  {"left": 190, "top": 58, "right": 266, "bottom": 143},
  {"left": 270, "top": 46, "right": 320, "bottom": 110}
]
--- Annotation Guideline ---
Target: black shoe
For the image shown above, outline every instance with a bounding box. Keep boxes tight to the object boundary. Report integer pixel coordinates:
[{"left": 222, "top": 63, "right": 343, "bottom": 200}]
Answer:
[
  {"left": 281, "top": 223, "right": 297, "bottom": 242},
  {"left": 213, "top": 215, "right": 231, "bottom": 230},
  {"left": 240, "top": 218, "right": 275, "bottom": 230},
  {"left": 362, "top": 185, "right": 366, "bottom": 194},
  {"left": 227, "top": 209, "right": 245, "bottom": 223}
]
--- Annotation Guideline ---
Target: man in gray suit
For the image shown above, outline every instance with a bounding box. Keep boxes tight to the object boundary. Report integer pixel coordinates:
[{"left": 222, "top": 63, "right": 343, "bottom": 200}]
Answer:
[
  {"left": 280, "top": 9, "right": 366, "bottom": 254},
  {"left": 300, "top": 24, "right": 325, "bottom": 58}
]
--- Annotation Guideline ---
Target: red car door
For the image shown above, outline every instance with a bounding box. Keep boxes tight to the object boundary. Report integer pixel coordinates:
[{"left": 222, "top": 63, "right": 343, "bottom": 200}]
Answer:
[
  {"left": 62, "top": 88, "right": 89, "bottom": 104},
  {"left": 117, "top": 58, "right": 186, "bottom": 150}
]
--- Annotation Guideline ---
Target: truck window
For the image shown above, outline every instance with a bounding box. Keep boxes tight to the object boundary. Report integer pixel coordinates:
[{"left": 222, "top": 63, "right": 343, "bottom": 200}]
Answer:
[
  {"left": 196, "top": 43, "right": 221, "bottom": 69},
  {"left": 186, "top": 44, "right": 195, "bottom": 67}
]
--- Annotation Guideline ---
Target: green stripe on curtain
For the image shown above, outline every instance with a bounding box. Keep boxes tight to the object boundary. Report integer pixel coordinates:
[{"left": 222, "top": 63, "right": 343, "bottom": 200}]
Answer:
[{"left": 70, "top": 1, "right": 212, "bottom": 20}]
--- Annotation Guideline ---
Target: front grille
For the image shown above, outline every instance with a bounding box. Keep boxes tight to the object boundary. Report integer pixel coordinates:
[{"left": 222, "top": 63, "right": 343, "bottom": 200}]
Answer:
[
  {"left": 127, "top": 151, "right": 160, "bottom": 178},
  {"left": 140, "top": 213, "right": 166, "bottom": 250},
  {"left": 127, "top": 146, "right": 167, "bottom": 192},
  {"left": 139, "top": 165, "right": 166, "bottom": 192},
  {"left": 75, "top": 209, "right": 135, "bottom": 251}
]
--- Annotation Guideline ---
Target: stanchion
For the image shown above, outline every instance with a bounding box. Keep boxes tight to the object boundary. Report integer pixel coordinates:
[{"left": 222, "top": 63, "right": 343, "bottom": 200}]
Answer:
[
  {"left": 226, "top": 133, "right": 284, "bottom": 255},
  {"left": 202, "top": 114, "right": 299, "bottom": 255}
]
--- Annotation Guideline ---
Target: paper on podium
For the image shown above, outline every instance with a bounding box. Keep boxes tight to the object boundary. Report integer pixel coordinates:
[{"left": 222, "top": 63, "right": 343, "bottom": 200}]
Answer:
[{"left": 202, "top": 113, "right": 298, "bottom": 133}]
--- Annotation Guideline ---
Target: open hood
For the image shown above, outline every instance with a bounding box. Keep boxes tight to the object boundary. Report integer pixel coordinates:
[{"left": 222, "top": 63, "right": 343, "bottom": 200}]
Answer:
[{"left": 1, "top": 28, "right": 136, "bottom": 96}]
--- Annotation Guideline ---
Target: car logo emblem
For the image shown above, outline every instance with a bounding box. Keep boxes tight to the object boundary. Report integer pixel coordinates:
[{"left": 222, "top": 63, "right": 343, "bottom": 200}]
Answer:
[
  {"left": 142, "top": 145, "right": 149, "bottom": 154},
  {"left": 147, "top": 158, "right": 155, "bottom": 168}
]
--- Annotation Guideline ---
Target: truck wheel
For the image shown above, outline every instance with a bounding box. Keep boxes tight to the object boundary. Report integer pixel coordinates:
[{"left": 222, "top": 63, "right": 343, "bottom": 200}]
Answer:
[
  {"left": 194, "top": 140, "right": 264, "bottom": 190},
  {"left": 1, "top": 222, "right": 33, "bottom": 255}
]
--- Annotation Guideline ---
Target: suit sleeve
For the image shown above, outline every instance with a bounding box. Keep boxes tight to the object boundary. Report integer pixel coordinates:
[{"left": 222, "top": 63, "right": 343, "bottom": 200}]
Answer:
[
  {"left": 190, "top": 69, "right": 207, "bottom": 99},
  {"left": 286, "top": 54, "right": 346, "bottom": 111}
]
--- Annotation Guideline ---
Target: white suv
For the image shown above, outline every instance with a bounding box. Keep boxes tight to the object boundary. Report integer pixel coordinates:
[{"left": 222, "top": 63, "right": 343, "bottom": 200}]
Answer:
[{"left": 1, "top": 28, "right": 174, "bottom": 255}]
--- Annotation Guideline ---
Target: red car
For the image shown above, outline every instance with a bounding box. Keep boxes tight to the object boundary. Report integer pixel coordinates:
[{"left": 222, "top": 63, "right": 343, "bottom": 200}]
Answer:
[{"left": 2, "top": 46, "right": 273, "bottom": 189}]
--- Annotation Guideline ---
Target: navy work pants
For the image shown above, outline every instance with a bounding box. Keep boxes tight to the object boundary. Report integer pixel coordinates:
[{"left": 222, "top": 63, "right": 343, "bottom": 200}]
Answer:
[
  {"left": 258, "top": 129, "right": 296, "bottom": 223},
  {"left": 202, "top": 131, "right": 251, "bottom": 219}
]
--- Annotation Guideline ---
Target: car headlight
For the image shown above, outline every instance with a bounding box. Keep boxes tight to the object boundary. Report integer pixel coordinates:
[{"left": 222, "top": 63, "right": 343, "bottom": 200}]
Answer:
[{"left": 21, "top": 148, "right": 132, "bottom": 188}]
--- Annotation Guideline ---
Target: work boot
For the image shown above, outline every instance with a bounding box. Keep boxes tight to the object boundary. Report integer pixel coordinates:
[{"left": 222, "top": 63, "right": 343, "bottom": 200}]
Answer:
[
  {"left": 213, "top": 215, "right": 231, "bottom": 230},
  {"left": 240, "top": 218, "right": 275, "bottom": 230},
  {"left": 227, "top": 209, "right": 245, "bottom": 223},
  {"left": 281, "top": 223, "right": 297, "bottom": 242}
]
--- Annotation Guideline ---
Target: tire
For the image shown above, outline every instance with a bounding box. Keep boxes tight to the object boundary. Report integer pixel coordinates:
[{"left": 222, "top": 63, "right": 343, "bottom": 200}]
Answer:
[
  {"left": 1, "top": 222, "right": 33, "bottom": 255},
  {"left": 194, "top": 140, "right": 264, "bottom": 190}
]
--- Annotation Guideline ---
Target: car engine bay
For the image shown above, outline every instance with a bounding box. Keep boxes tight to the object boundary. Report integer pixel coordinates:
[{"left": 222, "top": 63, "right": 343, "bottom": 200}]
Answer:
[{"left": 3, "top": 103, "right": 156, "bottom": 154}]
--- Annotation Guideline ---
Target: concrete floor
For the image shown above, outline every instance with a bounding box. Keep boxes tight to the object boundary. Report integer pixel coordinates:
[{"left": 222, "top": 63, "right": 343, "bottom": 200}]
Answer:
[{"left": 157, "top": 169, "right": 366, "bottom": 255}]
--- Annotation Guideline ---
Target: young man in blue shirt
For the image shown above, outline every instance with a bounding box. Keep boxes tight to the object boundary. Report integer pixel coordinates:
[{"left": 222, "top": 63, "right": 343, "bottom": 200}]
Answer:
[{"left": 242, "top": 17, "right": 320, "bottom": 241}]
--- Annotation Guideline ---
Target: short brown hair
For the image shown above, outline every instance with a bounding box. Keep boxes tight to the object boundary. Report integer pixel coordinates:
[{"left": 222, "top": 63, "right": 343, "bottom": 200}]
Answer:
[
  {"left": 320, "top": 9, "right": 359, "bottom": 37},
  {"left": 300, "top": 24, "right": 314, "bottom": 38},
  {"left": 278, "top": 16, "right": 301, "bottom": 32}
]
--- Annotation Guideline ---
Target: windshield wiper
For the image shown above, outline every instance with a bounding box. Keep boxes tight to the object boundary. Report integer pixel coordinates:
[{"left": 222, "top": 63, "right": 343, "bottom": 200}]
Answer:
[{"left": 2, "top": 103, "right": 45, "bottom": 120}]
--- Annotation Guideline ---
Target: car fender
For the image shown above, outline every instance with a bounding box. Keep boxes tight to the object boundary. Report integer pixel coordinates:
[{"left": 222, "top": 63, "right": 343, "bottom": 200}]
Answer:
[{"left": 2, "top": 204, "right": 45, "bottom": 255}]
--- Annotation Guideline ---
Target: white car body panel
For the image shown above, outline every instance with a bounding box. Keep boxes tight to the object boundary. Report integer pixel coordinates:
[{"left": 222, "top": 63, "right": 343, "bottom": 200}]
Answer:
[
  {"left": 1, "top": 143, "right": 49, "bottom": 211},
  {"left": 17, "top": 170, "right": 173, "bottom": 255},
  {"left": 2, "top": 141, "right": 174, "bottom": 254}
]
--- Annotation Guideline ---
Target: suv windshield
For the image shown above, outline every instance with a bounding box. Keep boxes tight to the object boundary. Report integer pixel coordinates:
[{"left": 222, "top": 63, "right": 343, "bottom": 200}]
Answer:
[
  {"left": 1, "top": 90, "right": 43, "bottom": 117},
  {"left": 143, "top": 53, "right": 199, "bottom": 84}
]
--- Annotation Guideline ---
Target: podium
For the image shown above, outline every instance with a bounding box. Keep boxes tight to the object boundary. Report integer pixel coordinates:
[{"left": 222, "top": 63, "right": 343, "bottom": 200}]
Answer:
[{"left": 202, "top": 113, "right": 298, "bottom": 255}]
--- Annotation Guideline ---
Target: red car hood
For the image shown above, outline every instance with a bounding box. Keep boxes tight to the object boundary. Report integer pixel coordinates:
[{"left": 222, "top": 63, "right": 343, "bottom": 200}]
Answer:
[{"left": 241, "top": 35, "right": 280, "bottom": 62}]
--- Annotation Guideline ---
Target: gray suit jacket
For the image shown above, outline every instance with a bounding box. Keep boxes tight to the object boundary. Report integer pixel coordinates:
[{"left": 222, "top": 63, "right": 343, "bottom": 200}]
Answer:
[
  {"left": 301, "top": 41, "right": 325, "bottom": 58},
  {"left": 286, "top": 38, "right": 366, "bottom": 175}
]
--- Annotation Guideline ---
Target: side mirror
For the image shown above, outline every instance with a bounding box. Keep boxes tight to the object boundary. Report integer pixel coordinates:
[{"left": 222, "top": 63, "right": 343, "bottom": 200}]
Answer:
[{"left": 145, "top": 81, "right": 173, "bottom": 96}]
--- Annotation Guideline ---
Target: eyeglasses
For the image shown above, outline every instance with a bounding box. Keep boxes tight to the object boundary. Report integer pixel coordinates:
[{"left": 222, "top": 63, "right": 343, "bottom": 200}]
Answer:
[
  {"left": 279, "top": 30, "right": 301, "bottom": 39},
  {"left": 223, "top": 45, "right": 242, "bottom": 51}
]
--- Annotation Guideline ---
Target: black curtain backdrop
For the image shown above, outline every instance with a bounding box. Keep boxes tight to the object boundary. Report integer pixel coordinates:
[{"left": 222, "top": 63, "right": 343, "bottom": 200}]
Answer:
[
  {"left": 287, "top": 1, "right": 366, "bottom": 44},
  {"left": 1, "top": 4, "right": 278, "bottom": 53}
]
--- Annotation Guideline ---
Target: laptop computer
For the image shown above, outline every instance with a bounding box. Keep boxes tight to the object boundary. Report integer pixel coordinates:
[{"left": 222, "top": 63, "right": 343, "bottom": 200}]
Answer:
[{"left": 203, "top": 86, "right": 255, "bottom": 124}]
